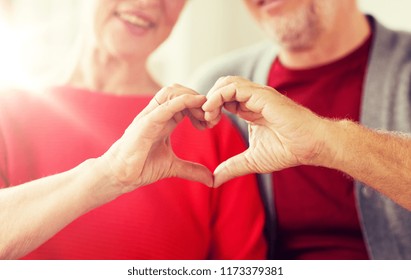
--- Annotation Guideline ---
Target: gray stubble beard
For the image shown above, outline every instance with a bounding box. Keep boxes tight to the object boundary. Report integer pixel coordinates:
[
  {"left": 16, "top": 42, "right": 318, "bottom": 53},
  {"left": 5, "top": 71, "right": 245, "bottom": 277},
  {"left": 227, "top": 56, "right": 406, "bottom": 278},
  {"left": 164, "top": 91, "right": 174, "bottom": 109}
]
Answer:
[{"left": 262, "top": 0, "right": 334, "bottom": 52}]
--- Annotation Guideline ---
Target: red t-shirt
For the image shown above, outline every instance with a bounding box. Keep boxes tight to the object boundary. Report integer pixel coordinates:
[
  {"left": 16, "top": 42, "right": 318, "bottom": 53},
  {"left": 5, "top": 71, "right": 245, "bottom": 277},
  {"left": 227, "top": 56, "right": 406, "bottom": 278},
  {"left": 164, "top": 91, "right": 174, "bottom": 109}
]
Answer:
[
  {"left": 0, "top": 87, "right": 267, "bottom": 260},
  {"left": 267, "top": 36, "right": 372, "bottom": 259}
]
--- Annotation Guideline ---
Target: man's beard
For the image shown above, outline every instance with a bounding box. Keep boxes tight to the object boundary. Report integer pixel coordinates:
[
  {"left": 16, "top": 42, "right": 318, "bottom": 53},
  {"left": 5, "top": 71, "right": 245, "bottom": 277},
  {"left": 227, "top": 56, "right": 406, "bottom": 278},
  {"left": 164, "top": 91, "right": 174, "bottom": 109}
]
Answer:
[{"left": 262, "top": 0, "right": 333, "bottom": 51}]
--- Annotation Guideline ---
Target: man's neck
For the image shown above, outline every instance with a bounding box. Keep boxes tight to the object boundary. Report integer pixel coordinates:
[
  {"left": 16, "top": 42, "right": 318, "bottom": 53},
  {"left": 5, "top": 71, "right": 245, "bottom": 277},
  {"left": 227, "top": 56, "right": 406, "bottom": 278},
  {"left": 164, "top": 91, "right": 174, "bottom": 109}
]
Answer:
[{"left": 278, "top": 12, "right": 370, "bottom": 69}]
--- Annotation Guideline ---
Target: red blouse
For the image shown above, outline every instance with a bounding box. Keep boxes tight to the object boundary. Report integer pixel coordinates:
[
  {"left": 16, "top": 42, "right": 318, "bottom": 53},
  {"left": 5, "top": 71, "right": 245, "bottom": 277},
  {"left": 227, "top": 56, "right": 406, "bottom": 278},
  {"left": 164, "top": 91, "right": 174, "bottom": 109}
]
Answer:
[{"left": 0, "top": 87, "right": 267, "bottom": 260}]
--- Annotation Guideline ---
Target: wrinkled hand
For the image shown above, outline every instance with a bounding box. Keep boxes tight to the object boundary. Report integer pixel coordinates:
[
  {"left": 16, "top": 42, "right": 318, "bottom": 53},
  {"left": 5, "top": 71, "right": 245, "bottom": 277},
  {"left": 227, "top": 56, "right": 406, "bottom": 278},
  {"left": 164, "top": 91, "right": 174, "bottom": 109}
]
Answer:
[
  {"left": 101, "top": 84, "right": 213, "bottom": 194},
  {"left": 202, "top": 76, "right": 328, "bottom": 187}
]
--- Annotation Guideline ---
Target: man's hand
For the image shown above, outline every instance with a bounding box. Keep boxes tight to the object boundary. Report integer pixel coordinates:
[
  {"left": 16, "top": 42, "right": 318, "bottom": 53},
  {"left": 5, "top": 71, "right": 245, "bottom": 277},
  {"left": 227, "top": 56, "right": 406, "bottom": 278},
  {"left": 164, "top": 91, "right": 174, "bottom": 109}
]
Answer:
[{"left": 202, "top": 76, "right": 329, "bottom": 187}]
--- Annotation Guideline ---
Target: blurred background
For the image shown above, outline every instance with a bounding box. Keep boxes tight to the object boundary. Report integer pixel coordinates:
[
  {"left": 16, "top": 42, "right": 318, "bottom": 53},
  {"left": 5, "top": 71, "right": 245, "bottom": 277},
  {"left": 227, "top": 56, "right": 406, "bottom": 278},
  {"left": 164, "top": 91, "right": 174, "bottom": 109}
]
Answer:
[{"left": 0, "top": 0, "right": 411, "bottom": 89}]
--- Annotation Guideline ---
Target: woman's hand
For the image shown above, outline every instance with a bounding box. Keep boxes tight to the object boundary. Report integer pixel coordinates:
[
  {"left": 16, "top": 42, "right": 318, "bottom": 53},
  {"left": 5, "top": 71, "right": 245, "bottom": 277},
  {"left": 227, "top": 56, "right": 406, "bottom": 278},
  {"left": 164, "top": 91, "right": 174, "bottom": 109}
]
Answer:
[
  {"left": 0, "top": 85, "right": 213, "bottom": 260},
  {"left": 202, "top": 76, "right": 329, "bottom": 187},
  {"left": 101, "top": 84, "right": 213, "bottom": 194}
]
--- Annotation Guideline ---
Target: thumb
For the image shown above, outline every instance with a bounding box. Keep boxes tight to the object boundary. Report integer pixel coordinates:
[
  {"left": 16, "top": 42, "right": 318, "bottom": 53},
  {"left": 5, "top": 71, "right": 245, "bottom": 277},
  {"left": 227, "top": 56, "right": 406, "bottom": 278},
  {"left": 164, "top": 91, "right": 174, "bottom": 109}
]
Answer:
[
  {"left": 213, "top": 150, "right": 253, "bottom": 187},
  {"left": 173, "top": 158, "right": 214, "bottom": 187}
]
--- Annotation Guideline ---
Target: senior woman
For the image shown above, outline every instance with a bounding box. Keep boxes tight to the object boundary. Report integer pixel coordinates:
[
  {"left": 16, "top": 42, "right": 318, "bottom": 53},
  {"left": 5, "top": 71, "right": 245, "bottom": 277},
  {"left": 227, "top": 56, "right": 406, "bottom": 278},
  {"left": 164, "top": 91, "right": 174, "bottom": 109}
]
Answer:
[
  {"left": 0, "top": 89, "right": 212, "bottom": 259},
  {"left": 0, "top": 0, "right": 266, "bottom": 259}
]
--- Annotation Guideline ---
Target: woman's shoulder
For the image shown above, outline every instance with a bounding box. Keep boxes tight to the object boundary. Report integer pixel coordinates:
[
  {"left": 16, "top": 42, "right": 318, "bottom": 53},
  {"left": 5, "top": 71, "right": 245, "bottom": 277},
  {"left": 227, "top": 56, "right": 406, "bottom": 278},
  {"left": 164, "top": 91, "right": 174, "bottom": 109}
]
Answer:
[
  {"left": 0, "top": 86, "right": 64, "bottom": 104},
  {"left": 0, "top": 87, "right": 39, "bottom": 112},
  {"left": 0, "top": 86, "right": 74, "bottom": 124}
]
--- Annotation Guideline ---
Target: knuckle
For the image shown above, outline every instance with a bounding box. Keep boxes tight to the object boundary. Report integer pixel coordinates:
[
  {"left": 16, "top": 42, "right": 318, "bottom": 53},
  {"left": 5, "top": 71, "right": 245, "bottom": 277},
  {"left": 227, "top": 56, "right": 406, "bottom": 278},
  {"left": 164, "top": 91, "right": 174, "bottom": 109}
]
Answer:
[
  {"left": 162, "top": 85, "right": 174, "bottom": 93},
  {"left": 170, "top": 83, "right": 182, "bottom": 88},
  {"left": 217, "top": 76, "right": 232, "bottom": 85},
  {"left": 161, "top": 86, "right": 180, "bottom": 101},
  {"left": 223, "top": 75, "right": 234, "bottom": 83},
  {"left": 155, "top": 87, "right": 169, "bottom": 102},
  {"left": 216, "top": 76, "right": 226, "bottom": 83}
]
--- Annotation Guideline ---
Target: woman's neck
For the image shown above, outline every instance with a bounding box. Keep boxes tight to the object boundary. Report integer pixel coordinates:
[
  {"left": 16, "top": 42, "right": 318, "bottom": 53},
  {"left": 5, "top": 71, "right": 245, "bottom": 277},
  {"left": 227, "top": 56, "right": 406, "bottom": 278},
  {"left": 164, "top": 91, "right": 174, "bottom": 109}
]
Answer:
[{"left": 68, "top": 48, "right": 161, "bottom": 95}]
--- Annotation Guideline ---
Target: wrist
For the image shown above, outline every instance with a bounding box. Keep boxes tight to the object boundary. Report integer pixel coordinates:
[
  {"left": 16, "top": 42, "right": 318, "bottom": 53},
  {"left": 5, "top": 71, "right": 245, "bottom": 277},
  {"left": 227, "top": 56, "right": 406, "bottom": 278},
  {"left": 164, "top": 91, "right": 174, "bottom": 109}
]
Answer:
[
  {"left": 314, "top": 118, "right": 353, "bottom": 170},
  {"left": 76, "top": 157, "right": 128, "bottom": 208}
]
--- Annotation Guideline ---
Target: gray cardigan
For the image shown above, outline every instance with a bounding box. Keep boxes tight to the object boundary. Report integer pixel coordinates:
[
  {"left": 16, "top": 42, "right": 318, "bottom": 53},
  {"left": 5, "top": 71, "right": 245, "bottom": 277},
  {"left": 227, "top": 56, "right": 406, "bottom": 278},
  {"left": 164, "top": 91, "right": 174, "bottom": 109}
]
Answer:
[{"left": 190, "top": 17, "right": 411, "bottom": 259}]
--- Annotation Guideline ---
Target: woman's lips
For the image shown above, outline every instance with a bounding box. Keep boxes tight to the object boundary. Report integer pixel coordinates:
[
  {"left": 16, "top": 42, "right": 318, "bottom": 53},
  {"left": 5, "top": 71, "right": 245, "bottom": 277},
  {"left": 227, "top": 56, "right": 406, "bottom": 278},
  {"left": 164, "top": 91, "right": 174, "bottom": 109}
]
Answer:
[
  {"left": 256, "top": 0, "right": 282, "bottom": 5},
  {"left": 254, "top": 0, "right": 287, "bottom": 14},
  {"left": 256, "top": 0, "right": 285, "bottom": 10},
  {"left": 116, "top": 11, "right": 155, "bottom": 30}
]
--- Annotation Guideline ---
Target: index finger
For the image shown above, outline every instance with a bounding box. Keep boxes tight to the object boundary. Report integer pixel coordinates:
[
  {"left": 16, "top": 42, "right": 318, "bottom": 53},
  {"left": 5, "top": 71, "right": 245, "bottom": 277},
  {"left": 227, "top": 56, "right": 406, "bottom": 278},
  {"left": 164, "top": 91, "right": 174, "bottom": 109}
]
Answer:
[
  {"left": 147, "top": 94, "right": 207, "bottom": 126},
  {"left": 139, "top": 84, "right": 202, "bottom": 117}
]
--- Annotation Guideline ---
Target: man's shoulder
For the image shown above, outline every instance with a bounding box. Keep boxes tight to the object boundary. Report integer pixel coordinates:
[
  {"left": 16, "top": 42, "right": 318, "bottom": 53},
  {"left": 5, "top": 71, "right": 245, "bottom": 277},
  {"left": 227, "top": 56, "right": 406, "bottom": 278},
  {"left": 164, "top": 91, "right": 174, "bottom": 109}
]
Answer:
[
  {"left": 372, "top": 18, "right": 411, "bottom": 61},
  {"left": 384, "top": 24, "right": 411, "bottom": 46},
  {"left": 361, "top": 18, "right": 411, "bottom": 131},
  {"left": 190, "top": 41, "right": 276, "bottom": 93},
  {"left": 205, "top": 41, "right": 274, "bottom": 72},
  {"left": 369, "top": 18, "right": 411, "bottom": 85},
  {"left": 389, "top": 29, "right": 411, "bottom": 61}
]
